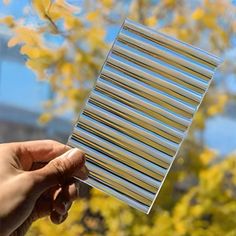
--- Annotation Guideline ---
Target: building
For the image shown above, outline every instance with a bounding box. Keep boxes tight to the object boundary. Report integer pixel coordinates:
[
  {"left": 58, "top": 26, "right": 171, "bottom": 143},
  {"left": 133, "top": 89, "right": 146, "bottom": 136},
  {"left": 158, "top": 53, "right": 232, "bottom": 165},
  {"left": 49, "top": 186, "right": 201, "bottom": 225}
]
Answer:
[
  {"left": 0, "top": 29, "right": 72, "bottom": 144},
  {"left": 0, "top": 102, "right": 72, "bottom": 143}
]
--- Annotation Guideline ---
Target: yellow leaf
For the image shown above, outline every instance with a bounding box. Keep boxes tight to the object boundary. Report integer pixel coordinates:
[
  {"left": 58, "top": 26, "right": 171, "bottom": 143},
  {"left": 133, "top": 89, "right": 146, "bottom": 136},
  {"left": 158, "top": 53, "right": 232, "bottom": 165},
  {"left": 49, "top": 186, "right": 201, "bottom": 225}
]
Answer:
[
  {"left": 32, "top": 0, "right": 51, "bottom": 19},
  {"left": 38, "top": 113, "right": 52, "bottom": 124},
  {"left": 199, "top": 149, "right": 217, "bottom": 166},
  {"left": 47, "top": 1, "right": 73, "bottom": 21},
  {"left": 62, "top": 77, "right": 73, "bottom": 87},
  {"left": 178, "top": 28, "right": 189, "bottom": 41},
  {"left": 64, "top": 16, "right": 81, "bottom": 30},
  {"left": 55, "top": 0, "right": 81, "bottom": 14},
  {"left": 26, "top": 59, "right": 45, "bottom": 78},
  {"left": 10, "top": 26, "right": 41, "bottom": 46},
  {"left": 192, "top": 8, "right": 204, "bottom": 20},
  {"left": 218, "top": 94, "right": 228, "bottom": 106},
  {"left": 20, "top": 45, "right": 40, "bottom": 58},
  {"left": 202, "top": 15, "right": 216, "bottom": 29},
  {"left": 174, "top": 15, "right": 186, "bottom": 25},
  {"left": 86, "top": 11, "right": 99, "bottom": 22},
  {"left": 207, "top": 105, "right": 218, "bottom": 116},
  {"left": 101, "top": 0, "right": 113, "bottom": 8},
  {"left": 207, "top": 94, "right": 228, "bottom": 116},
  {"left": 175, "top": 221, "right": 187, "bottom": 235},
  {"left": 145, "top": 16, "right": 157, "bottom": 27},
  {"left": 194, "top": 111, "right": 205, "bottom": 129},
  {"left": 219, "top": 29, "right": 229, "bottom": 44},
  {"left": 87, "top": 27, "right": 106, "bottom": 48},
  {"left": 7, "top": 37, "right": 19, "bottom": 47},
  {"left": 75, "top": 52, "right": 82, "bottom": 63},
  {"left": 61, "top": 62, "right": 73, "bottom": 76},
  {"left": 67, "top": 88, "right": 80, "bottom": 100},
  {"left": 164, "top": 0, "right": 175, "bottom": 7},
  {"left": 0, "top": 16, "right": 14, "bottom": 27}
]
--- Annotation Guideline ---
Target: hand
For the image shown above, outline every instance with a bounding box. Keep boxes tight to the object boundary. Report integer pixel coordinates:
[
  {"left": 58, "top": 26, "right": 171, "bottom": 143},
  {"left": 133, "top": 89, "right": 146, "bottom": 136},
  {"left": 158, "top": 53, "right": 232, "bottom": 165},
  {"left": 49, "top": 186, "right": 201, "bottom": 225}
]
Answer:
[{"left": 0, "top": 140, "right": 89, "bottom": 236}]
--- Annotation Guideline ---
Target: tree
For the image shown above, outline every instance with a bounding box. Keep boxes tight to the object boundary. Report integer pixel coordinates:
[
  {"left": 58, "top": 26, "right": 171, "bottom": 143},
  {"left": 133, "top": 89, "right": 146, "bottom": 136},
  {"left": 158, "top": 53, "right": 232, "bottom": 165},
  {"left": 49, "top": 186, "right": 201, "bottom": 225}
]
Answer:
[{"left": 1, "top": 0, "right": 236, "bottom": 235}]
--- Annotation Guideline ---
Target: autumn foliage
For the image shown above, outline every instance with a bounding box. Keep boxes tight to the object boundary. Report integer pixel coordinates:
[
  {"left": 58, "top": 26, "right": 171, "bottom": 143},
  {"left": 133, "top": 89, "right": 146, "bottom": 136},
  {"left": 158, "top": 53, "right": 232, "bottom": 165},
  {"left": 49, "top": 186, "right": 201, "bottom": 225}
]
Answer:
[{"left": 1, "top": 0, "right": 236, "bottom": 235}]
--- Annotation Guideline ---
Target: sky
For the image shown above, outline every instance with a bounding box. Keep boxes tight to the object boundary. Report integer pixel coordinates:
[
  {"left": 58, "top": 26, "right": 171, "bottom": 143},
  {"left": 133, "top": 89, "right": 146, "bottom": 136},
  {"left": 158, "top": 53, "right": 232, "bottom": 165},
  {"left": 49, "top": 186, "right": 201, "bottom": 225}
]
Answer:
[
  {"left": 0, "top": 0, "right": 121, "bottom": 112},
  {"left": 0, "top": 0, "right": 51, "bottom": 111},
  {"left": 0, "top": 0, "right": 28, "bottom": 17},
  {"left": 0, "top": 0, "right": 236, "bottom": 155},
  {"left": 0, "top": 60, "right": 50, "bottom": 111}
]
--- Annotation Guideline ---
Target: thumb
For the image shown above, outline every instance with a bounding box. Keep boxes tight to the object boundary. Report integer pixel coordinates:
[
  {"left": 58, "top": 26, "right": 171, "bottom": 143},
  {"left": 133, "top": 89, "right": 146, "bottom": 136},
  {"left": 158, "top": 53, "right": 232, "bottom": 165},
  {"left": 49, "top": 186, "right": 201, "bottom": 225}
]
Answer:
[{"left": 32, "top": 148, "right": 88, "bottom": 194}]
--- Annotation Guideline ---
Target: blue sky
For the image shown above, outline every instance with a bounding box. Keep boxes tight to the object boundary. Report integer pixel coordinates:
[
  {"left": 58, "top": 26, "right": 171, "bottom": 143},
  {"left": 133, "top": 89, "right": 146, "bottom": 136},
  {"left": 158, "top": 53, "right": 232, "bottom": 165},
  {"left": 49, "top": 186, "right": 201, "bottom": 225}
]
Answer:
[
  {"left": 0, "top": 0, "right": 28, "bottom": 17},
  {"left": 0, "top": 0, "right": 52, "bottom": 111},
  {"left": 0, "top": 60, "right": 50, "bottom": 111},
  {"left": 0, "top": 0, "right": 236, "bottom": 155},
  {"left": 0, "top": 0, "right": 121, "bottom": 112}
]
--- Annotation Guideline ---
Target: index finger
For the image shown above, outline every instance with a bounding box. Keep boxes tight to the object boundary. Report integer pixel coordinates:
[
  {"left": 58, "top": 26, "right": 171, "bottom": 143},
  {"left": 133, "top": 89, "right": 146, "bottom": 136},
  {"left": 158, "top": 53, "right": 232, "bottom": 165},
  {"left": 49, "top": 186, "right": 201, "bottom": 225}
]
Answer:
[{"left": 13, "top": 140, "right": 71, "bottom": 170}]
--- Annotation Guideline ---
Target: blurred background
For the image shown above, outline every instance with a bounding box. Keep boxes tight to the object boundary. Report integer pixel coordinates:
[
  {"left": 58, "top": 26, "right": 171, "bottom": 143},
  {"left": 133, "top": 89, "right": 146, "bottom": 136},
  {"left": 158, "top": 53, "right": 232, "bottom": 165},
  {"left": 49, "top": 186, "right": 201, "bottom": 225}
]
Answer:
[{"left": 0, "top": 0, "right": 236, "bottom": 235}]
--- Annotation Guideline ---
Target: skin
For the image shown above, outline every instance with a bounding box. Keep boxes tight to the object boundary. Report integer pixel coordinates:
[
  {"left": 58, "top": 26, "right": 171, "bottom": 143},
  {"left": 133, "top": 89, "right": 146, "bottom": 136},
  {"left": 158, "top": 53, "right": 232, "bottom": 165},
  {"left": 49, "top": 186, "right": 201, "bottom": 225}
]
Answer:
[{"left": 0, "top": 140, "right": 89, "bottom": 236}]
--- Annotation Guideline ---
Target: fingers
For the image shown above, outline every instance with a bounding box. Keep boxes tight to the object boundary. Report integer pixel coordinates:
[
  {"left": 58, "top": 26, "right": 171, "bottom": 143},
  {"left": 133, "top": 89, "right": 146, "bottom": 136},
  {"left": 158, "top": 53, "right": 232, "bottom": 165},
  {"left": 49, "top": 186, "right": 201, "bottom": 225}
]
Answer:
[
  {"left": 31, "top": 148, "right": 88, "bottom": 195},
  {"left": 50, "top": 211, "right": 68, "bottom": 225},
  {"left": 14, "top": 140, "right": 71, "bottom": 170},
  {"left": 51, "top": 182, "right": 80, "bottom": 224},
  {"left": 31, "top": 182, "right": 80, "bottom": 225},
  {"left": 53, "top": 183, "right": 78, "bottom": 215},
  {"left": 74, "top": 165, "right": 89, "bottom": 181},
  {"left": 33, "top": 186, "right": 60, "bottom": 219}
]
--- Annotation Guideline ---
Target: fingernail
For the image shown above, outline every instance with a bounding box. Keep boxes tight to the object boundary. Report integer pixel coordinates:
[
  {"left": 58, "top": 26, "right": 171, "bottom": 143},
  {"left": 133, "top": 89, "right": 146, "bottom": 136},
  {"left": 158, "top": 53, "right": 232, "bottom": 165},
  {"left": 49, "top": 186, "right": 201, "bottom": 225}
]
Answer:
[
  {"left": 81, "top": 166, "right": 87, "bottom": 174},
  {"left": 81, "top": 166, "right": 89, "bottom": 180},
  {"left": 62, "top": 148, "right": 85, "bottom": 162},
  {"left": 67, "top": 148, "right": 81, "bottom": 158}
]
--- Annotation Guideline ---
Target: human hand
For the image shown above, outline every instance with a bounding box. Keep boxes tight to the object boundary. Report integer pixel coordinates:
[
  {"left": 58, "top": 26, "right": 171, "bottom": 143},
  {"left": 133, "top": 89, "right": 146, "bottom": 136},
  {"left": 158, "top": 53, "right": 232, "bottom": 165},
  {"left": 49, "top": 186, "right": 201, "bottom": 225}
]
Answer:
[{"left": 0, "top": 140, "right": 88, "bottom": 236}]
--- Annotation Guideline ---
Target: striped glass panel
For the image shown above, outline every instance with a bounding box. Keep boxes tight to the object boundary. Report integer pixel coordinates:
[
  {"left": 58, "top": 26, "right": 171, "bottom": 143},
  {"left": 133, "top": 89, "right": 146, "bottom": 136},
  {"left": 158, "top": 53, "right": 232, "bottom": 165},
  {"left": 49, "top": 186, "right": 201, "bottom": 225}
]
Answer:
[{"left": 68, "top": 18, "right": 222, "bottom": 214}]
